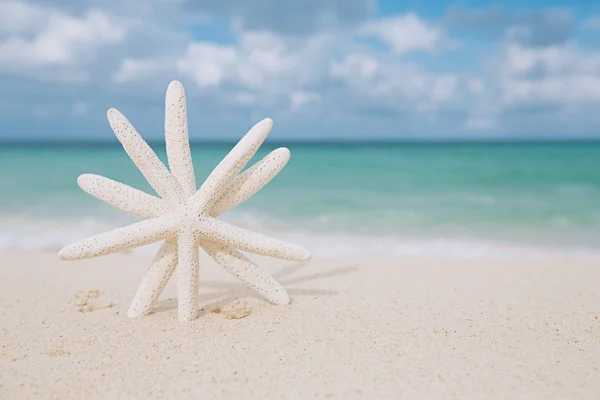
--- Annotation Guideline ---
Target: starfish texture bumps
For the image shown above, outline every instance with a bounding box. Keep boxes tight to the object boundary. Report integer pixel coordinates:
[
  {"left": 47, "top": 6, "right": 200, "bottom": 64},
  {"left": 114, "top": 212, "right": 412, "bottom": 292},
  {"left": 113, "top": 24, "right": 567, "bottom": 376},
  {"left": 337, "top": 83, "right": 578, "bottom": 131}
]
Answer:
[{"left": 58, "top": 80, "right": 311, "bottom": 322}]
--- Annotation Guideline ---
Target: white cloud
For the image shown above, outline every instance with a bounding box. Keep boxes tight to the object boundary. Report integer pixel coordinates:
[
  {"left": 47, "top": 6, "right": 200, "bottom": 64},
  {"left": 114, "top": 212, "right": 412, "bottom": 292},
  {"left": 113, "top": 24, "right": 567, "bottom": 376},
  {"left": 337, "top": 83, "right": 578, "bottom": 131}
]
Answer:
[
  {"left": 289, "top": 91, "right": 321, "bottom": 111},
  {"left": 234, "top": 92, "right": 257, "bottom": 105},
  {"left": 176, "top": 42, "right": 237, "bottom": 88},
  {"left": 10, "top": 2, "right": 598, "bottom": 139},
  {"left": 0, "top": 0, "right": 47, "bottom": 35},
  {"left": 235, "top": 31, "right": 298, "bottom": 89},
  {"left": 103, "top": 9, "right": 462, "bottom": 122},
  {"left": 330, "top": 53, "right": 378, "bottom": 79},
  {"left": 467, "top": 78, "right": 485, "bottom": 94},
  {"left": 460, "top": 37, "right": 600, "bottom": 133},
  {"left": 500, "top": 42, "right": 600, "bottom": 105},
  {"left": 330, "top": 52, "right": 461, "bottom": 113},
  {"left": 360, "top": 14, "right": 444, "bottom": 54},
  {"left": 0, "top": 1, "right": 126, "bottom": 81},
  {"left": 430, "top": 75, "right": 458, "bottom": 103},
  {"left": 121, "top": 28, "right": 336, "bottom": 102},
  {"left": 465, "top": 104, "right": 499, "bottom": 131},
  {"left": 465, "top": 116, "right": 496, "bottom": 131},
  {"left": 114, "top": 58, "right": 169, "bottom": 83}
]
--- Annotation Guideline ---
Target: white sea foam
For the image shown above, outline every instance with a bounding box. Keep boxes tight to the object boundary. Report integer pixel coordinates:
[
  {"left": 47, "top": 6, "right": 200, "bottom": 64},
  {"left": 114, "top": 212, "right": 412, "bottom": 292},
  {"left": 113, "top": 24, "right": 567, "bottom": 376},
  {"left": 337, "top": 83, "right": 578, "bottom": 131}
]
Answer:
[{"left": 0, "top": 212, "right": 598, "bottom": 259}]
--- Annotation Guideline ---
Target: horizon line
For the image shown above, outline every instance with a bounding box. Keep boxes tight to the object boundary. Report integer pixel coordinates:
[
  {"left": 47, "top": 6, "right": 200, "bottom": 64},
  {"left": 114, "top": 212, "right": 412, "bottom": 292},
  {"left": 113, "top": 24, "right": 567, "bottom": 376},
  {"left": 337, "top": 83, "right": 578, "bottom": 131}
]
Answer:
[{"left": 2, "top": 137, "right": 600, "bottom": 146}]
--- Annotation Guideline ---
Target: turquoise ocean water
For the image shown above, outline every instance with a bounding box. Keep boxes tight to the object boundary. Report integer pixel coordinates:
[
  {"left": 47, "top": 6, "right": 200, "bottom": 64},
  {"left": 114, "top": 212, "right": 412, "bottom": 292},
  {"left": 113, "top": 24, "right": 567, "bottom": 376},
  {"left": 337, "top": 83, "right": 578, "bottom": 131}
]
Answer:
[{"left": 1, "top": 142, "right": 599, "bottom": 257}]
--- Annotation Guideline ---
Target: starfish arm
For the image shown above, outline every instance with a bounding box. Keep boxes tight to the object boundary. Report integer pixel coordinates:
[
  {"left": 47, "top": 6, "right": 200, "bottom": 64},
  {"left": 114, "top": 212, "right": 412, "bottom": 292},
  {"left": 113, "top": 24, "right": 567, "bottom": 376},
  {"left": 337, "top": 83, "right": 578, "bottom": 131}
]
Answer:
[
  {"left": 127, "top": 238, "right": 178, "bottom": 318},
  {"left": 191, "top": 118, "right": 273, "bottom": 213},
  {"left": 77, "top": 174, "right": 166, "bottom": 219},
  {"left": 211, "top": 147, "right": 290, "bottom": 217},
  {"left": 195, "top": 218, "right": 311, "bottom": 262},
  {"left": 58, "top": 217, "right": 176, "bottom": 260},
  {"left": 107, "top": 108, "right": 185, "bottom": 205},
  {"left": 202, "top": 240, "right": 290, "bottom": 305},
  {"left": 177, "top": 230, "right": 199, "bottom": 322},
  {"left": 165, "top": 81, "right": 196, "bottom": 196}
]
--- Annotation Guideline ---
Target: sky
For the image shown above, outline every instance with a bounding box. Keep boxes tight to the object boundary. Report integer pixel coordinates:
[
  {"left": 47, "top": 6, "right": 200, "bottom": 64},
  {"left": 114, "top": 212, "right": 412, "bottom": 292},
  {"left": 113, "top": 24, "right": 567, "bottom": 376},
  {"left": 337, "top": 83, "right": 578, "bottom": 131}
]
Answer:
[{"left": 1, "top": 0, "right": 600, "bottom": 141}]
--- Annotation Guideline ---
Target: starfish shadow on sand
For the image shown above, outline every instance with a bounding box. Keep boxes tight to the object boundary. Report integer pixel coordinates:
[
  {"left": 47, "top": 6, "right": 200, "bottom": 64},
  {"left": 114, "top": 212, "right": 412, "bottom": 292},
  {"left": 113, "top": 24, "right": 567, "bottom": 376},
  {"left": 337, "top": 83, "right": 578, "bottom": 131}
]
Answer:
[{"left": 151, "top": 263, "right": 359, "bottom": 317}]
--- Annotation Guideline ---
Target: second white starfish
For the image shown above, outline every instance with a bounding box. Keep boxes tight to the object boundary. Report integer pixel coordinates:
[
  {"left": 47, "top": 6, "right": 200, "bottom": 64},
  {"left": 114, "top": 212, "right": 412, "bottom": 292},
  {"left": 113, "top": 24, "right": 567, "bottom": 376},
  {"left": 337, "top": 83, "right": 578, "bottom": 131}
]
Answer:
[{"left": 59, "top": 81, "right": 311, "bottom": 322}]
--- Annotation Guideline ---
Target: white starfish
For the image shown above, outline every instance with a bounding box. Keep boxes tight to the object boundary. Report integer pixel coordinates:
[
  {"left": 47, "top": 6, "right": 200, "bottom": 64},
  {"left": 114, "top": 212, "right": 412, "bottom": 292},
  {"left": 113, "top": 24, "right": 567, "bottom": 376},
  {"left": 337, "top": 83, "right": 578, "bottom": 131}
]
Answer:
[{"left": 59, "top": 80, "right": 311, "bottom": 322}]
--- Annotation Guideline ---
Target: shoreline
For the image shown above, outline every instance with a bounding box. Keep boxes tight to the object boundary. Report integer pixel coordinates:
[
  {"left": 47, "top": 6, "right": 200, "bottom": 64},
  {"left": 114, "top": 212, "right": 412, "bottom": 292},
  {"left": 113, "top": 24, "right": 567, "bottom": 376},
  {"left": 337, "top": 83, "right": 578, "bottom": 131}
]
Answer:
[{"left": 2, "top": 232, "right": 600, "bottom": 260}]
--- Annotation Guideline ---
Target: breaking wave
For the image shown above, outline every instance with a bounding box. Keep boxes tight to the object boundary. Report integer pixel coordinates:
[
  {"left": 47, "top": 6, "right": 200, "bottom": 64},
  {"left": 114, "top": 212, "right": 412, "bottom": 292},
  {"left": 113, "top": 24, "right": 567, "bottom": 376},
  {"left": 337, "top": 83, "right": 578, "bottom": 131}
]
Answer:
[{"left": 1, "top": 212, "right": 598, "bottom": 259}]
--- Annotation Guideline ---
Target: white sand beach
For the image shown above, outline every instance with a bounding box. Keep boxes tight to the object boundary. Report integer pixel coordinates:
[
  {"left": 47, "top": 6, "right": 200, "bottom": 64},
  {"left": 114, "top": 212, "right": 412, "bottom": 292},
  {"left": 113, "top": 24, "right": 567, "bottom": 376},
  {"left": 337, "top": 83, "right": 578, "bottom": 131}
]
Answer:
[{"left": 1, "top": 251, "right": 599, "bottom": 399}]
